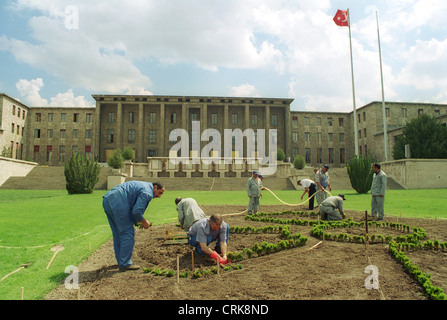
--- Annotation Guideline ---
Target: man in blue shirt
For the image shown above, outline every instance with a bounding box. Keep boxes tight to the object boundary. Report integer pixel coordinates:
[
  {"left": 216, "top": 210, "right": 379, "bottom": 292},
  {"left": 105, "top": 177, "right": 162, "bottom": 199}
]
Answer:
[
  {"left": 187, "top": 214, "right": 229, "bottom": 264},
  {"left": 102, "top": 181, "right": 165, "bottom": 271}
]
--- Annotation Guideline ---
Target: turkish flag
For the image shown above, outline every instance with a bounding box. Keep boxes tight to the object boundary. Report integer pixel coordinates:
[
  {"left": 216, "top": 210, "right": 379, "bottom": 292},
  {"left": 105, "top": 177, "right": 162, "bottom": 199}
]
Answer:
[{"left": 333, "top": 9, "right": 349, "bottom": 27}]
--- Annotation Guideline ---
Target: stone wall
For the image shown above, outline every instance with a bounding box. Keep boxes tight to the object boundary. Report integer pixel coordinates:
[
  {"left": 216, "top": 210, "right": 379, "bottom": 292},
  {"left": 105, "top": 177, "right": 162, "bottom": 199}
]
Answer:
[
  {"left": 381, "top": 159, "right": 447, "bottom": 189},
  {"left": 0, "top": 156, "right": 37, "bottom": 186}
]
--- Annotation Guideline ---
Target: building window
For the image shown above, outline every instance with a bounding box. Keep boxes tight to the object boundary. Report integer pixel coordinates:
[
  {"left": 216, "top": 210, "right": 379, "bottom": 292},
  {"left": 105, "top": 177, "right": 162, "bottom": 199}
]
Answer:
[
  {"left": 107, "top": 129, "right": 114, "bottom": 143},
  {"left": 60, "top": 129, "right": 67, "bottom": 139},
  {"left": 304, "top": 132, "right": 310, "bottom": 141},
  {"left": 191, "top": 113, "right": 199, "bottom": 121},
  {"left": 363, "top": 112, "right": 366, "bottom": 121},
  {"left": 13, "top": 105, "right": 16, "bottom": 115},
  {"left": 34, "top": 146, "right": 40, "bottom": 162},
  {"left": 364, "top": 145, "right": 368, "bottom": 157},
  {"left": 358, "top": 130, "right": 362, "bottom": 139},
  {"left": 329, "top": 148, "right": 334, "bottom": 164},
  {"left": 85, "top": 146, "right": 92, "bottom": 158},
  {"left": 317, "top": 148, "right": 322, "bottom": 164},
  {"left": 358, "top": 114, "right": 361, "bottom": 123},
  {"left": 304, "top": 117, "right": 310, "bottom": 126},
  {"left": 364, "top": 128, "right": 367, "bottom": 138},
  {"left": 212, "top": 113, "right": 218, "bottom": 125},
  {"left": 385, "top": 108, "right": 390, "bottom": 117},
  {"left": 339, "top": 118, "right": 344, "bottom": 126},
  {"left": 328, "top": 133, "right": 333, "bottom": 142},
  {"left": 232, "top": 114, "right": 238, "bottom": 125},
  {"left": 86, "top": 113, "right": 93, "bottom": 123},
  {"left": 170, "top": 113, "right": 177, "bottom": 124},
  {"left": 73, "top": 129, "right": 79, "bottom": 139},
  {"left": 22, "top": 110, "right": 26, "bottom": 120},
  {"left": 72, "top": 145, "right": 79, "bottom": 155},
  {"left": 327, "top": 117, "right": 333, "bottom": 126},
  {"left": 11, "top": 123, "right": 14, "bottom": 134},
  {"left": 317, "top": 132, "right": 322, "bottom": 143},
  {"left": 293, "top": 148, "right": 299, "bottom": 157},
  {"left": 129, "top": 112, "right": 135, "bottom": 123},
  {"left": 128, "top": 129, "right": 136, "bottom": 143},
  {"left": 251, "top": 114, "right": 258, "bottom": 126},
  {"left": 292, "top": 117, "right": 298, "bottom": 127},
  {"left": 150, "top": 112, "right": 156, "bottom": 124},
  {"left": 61, "top": 113, "right": 67, "bottom": 122},
  {"left": 340, "top": 148, "right": 345, "bottom": 164},
  {"left": 35, "top": 113, "right": 42, "bottom": 122},
  {"left": 292, "top": 132, "right": 298, "bottom": 142},
  {"left": 47, "top": 129, "right": 53, "bottom": 139},
  {"left": 316, "top": 117, "right": 321, "bottom": 126},
  {"left": 108, "top": 112, "right": 115, "bottom": 123},
  {"left": 271, "top": 114, "right": 278, "bottom": 126},
  {"left": 59, "top": 146, "right": 66, "bottom": 162},
  {"left": 46, "top": 146, "right": 52, "bottom": 162},
  {"left": 34, "top": 129, "right": 41, "bottom": 138},
  {"left": 86, "top": 129, "right": 92, "bottom": 139},
  {"left": 305, "top": 148, "right": 311, "bottom": 163},
  {"left": 339, "top": 133, "right": 344, "bottom": 142},
  {"left": 48, "top": 113, "right": 54, "bottom": 122},
  {"left": 73, "top": 113, "right": 80, "bottom": 122},
  {"left": 149, "top": 130, "right": 156, "bottom": 144},
  {"left": 401, "top": 108, "right": 407, "bottom": 118}
]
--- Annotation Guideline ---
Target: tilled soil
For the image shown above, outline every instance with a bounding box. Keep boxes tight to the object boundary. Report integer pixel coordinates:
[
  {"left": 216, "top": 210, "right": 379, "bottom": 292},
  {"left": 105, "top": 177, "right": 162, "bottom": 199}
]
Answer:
[{"left": 45, "top": 205, "right": 447, "bottom": 301}]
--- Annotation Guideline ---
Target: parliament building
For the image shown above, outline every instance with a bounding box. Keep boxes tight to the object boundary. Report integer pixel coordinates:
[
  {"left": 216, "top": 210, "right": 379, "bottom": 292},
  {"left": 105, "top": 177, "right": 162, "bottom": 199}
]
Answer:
[{"left": 1, "top": 93, "right": 447, "bottom": 168}]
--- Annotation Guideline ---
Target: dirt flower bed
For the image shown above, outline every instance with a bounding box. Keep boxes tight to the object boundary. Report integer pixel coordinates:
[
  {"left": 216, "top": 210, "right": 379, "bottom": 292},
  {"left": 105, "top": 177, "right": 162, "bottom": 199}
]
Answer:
[{"left": 45, "top": 205, "right": 447, "bottom": 300}]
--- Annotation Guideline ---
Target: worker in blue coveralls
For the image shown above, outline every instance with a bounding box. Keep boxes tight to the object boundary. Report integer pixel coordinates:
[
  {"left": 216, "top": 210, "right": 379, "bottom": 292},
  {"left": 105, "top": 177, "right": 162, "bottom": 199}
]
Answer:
[
  {"left": 187, "top": 214, "right": 229, "bottom": 265},
  {"left": 102, "top": 181, "right": 165, "bottom": 271}
]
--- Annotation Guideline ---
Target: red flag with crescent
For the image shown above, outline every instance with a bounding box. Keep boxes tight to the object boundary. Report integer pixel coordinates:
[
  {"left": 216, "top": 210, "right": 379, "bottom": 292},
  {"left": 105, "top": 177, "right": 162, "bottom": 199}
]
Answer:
[{"left": 333, "top": 9, "right": 349, "bottom": 27}]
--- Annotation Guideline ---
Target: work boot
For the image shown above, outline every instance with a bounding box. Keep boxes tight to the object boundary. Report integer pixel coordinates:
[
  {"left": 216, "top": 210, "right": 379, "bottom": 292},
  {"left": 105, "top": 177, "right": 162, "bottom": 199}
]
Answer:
[{"left": 119, "top": 264, "right": 140, "bottom": 272}]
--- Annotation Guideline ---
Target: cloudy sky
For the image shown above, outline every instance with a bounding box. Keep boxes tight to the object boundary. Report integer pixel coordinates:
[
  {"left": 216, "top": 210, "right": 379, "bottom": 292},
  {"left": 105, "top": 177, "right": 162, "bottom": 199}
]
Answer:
[{"left": 1, "top": 0, "right": 446, "bottom": 112}]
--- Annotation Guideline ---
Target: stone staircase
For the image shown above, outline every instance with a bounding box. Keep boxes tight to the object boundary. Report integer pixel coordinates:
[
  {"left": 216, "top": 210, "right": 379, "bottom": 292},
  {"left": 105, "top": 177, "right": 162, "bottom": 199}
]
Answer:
[{"left": 1, "top": 165, "right": 364, "bottom": 191}]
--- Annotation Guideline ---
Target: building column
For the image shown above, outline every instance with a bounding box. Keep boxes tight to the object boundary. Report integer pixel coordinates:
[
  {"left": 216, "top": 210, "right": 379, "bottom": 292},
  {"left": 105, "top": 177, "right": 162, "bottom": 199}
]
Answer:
[
  {"left": 138, "top": 102, "right": 144, "bottom": 162},
  {"left": 116, "top": 102, "right": 123, "bottom": 150},
  {"left": 94, "top": 101, "right": 101, "bottom": 161},
  {"left": 160, "top": 103, "right": 165, "bottom": 157}
]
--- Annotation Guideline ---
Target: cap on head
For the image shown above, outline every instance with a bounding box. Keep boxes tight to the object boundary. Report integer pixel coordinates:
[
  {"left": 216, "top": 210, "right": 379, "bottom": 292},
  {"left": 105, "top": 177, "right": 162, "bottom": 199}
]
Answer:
[
  {"left": 323, "top": 165, "right": 329, "bottom": 170},
  {"left": 253, "top": 171, "right": 258, "bottom": 175},
  {"left": 338, "top": 194, "right": 346, "bottom": 200}
]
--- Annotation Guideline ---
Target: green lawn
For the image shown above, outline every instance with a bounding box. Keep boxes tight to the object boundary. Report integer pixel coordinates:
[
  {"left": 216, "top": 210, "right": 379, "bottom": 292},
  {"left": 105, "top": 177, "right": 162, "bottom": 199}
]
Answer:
[{"left": 0, "top": 188, "right": 446, "bottom": 300}]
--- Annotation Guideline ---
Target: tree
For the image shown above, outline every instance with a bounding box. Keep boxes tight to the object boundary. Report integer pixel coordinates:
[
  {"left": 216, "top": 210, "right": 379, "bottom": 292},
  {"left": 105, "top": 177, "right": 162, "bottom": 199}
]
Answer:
[
  {"left": 393, "top": 114, "right": 447, "bottom": 160},
  {"left": 122, "top": 147, "right": 135, "bottom": 161},
  {"left": 293, "top": 155, "right": 306, "bottom": 170},
  {"left": 64, "top": 153, "right": 100, "bottom": 194},
  {"left": 277, "top": 147, "right": 285, "bottom": 161},
  {"left": 346, "top": 155, "right": 374, "bottom": 194},
  {"left": 107, "top": 148, "right": 124, "bottom": 169}
]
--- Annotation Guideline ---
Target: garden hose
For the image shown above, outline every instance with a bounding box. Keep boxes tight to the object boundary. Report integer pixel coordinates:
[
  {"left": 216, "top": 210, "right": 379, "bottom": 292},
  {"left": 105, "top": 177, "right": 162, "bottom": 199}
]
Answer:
[{"left": 262, "top": 187, "right": 333, "bottom": 207}]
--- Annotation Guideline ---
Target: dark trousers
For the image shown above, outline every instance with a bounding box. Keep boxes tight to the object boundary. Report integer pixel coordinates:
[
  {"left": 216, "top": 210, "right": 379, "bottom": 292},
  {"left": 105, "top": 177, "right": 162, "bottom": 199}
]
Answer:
[{"left": 308, "top": 183, "right": 317, "bottom": 210}]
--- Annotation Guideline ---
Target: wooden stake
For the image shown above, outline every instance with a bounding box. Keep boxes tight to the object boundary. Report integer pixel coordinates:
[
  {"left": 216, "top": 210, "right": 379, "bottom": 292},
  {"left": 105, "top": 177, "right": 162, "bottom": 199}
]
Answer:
[
  {"left": 216, "top": 257, "right": 220, "bottom": 276},
  {"left": 191, "top": 251, "right": 194, "bottom": 271},
  {"left": 21, "top": 287, "right": 24, "bottom": 300},
  {"left": 365, "top": 211, "right": 369, "bottom": 234},
  {"left": 177, "top": 255, "right": 180, "bottom": 284}
]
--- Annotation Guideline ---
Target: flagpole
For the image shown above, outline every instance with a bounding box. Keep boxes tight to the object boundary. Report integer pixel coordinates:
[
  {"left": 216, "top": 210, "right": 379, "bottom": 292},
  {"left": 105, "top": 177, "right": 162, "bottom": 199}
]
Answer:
[
  {"left": 348, "top": 9, "right": 359, "bottom": 157},
  {"left": 376, "top": 11, "right": 388, "bottom": 162}
]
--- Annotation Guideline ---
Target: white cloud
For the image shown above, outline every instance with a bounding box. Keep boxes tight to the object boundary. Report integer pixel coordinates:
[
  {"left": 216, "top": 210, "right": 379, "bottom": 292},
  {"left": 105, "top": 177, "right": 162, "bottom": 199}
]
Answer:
[
  {"left": 2, "top": 0, "right": 447, "bottom": 111},
  {"left": 229, "top": 83, "right": 260, "bottom": 97},
  {"left": 16, "top": 78, "right": 93, "bottom": 107}
]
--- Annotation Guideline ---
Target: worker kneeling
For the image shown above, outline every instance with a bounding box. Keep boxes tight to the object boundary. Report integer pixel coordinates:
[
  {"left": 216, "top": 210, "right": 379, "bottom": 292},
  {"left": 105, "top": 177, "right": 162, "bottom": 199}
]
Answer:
[
  {"left": 187, "top": 214, "right": 229, "bottom": 264},
  {"left": 319, "top": 194, "right": 346, "bottom": 221}
]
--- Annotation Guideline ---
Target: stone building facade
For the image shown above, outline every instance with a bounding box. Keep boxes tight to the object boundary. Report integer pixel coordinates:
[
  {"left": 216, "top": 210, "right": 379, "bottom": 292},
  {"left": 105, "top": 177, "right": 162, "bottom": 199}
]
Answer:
[
  {"left": 1, "top": 92, "right": 447, "bottom": 168},
  {"left": 0, "top": 94, "right": 30, "bottom": 160}
]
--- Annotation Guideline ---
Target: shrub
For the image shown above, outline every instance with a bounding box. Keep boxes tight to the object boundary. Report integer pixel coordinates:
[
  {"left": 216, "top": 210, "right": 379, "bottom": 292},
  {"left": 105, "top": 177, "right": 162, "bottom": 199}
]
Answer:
[
  {"left": 346, "top": 155, "right": 374, "bottom": 193},
  {"left": 293, "top": 155, "right": 306, "bottom": 170},
  {"left": 64, "top": 153, "right": 100, "bottom": 194},
  {"left": 122, "top": 147, "right": 135, "bottom": 161},
  {"left": 107, "top": 148, "right": 124, "bottom": 169},
  {"left": 277, "top": 147, "right": 286, "bottom": 161}
]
